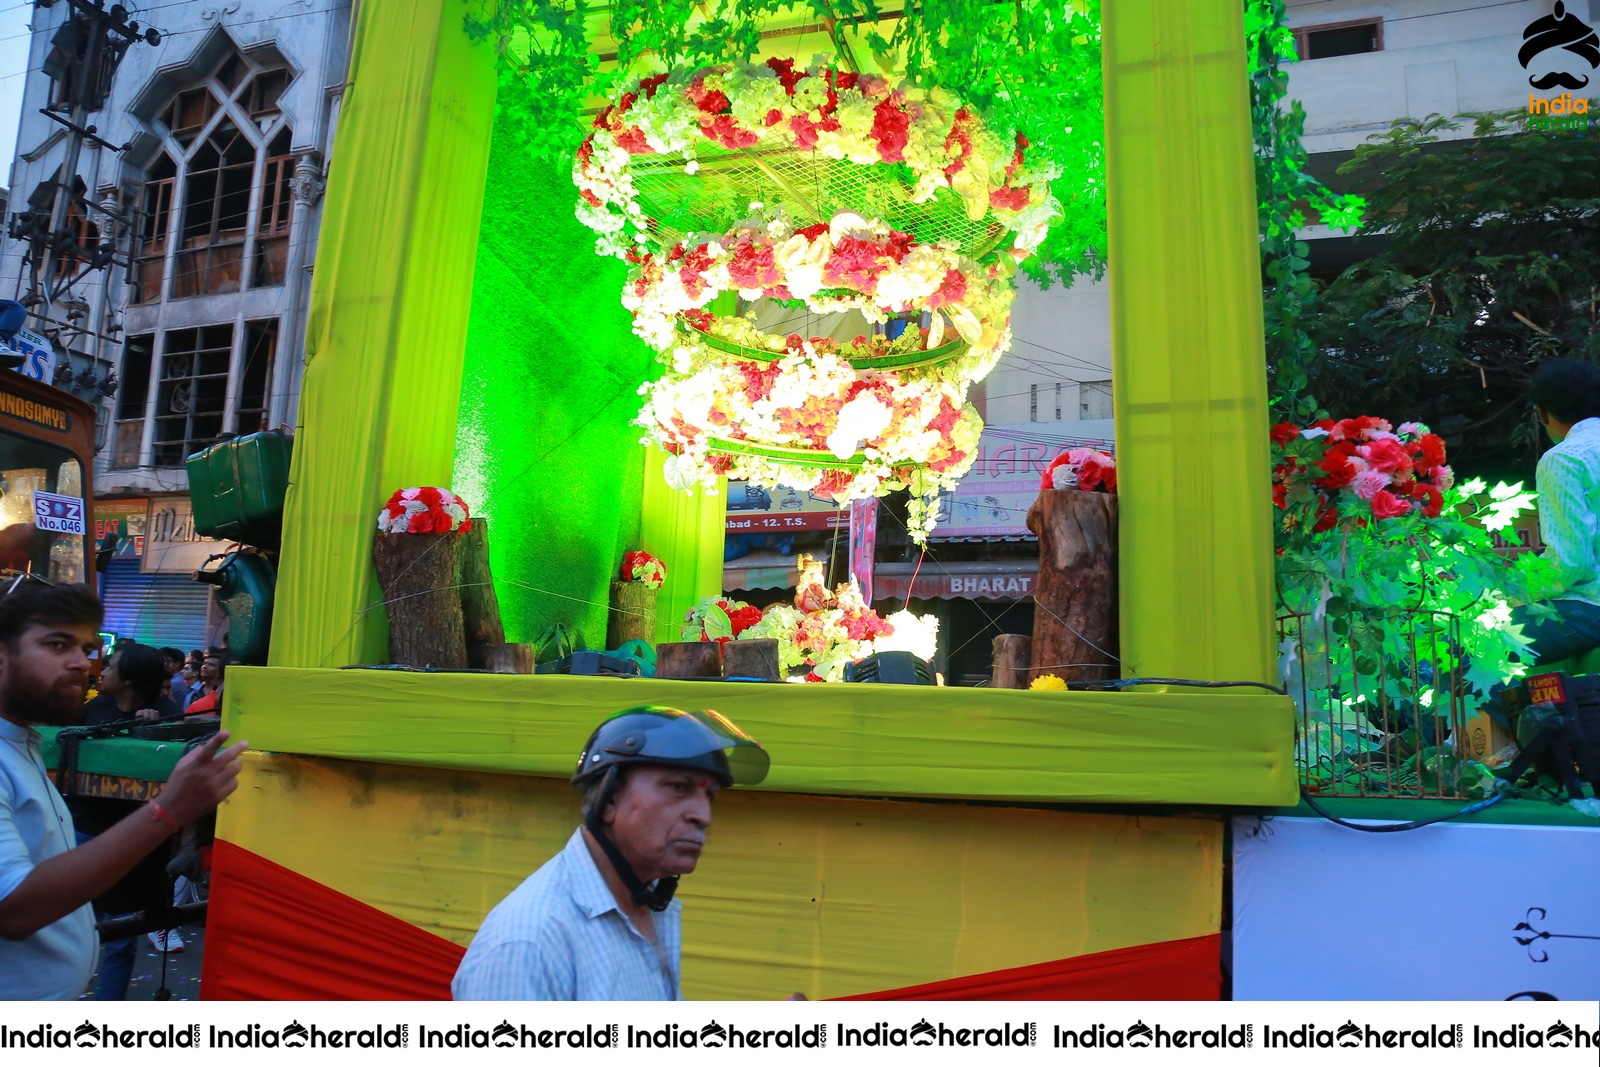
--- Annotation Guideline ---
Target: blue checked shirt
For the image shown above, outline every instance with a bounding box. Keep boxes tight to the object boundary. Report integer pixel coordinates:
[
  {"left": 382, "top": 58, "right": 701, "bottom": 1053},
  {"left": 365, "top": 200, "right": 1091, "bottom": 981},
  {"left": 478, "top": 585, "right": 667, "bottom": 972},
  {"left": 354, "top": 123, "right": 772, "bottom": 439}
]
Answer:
[
  {"left": 451, "top": 828, "right": 682, "bottom": 1001},
  {"left": 1539, "top": 417, "right": 1600, "bottom": 606}
]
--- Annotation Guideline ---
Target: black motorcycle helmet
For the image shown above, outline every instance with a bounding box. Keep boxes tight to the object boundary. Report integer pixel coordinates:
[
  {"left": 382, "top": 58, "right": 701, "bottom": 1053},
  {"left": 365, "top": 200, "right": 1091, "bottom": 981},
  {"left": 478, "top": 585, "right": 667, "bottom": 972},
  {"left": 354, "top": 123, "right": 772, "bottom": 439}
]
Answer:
[
  {"left": 572, "top": 705, "right": 770, "bottom": 789},
  {"left": 573, "top": 705, "right": 768, "bottom": 912}
]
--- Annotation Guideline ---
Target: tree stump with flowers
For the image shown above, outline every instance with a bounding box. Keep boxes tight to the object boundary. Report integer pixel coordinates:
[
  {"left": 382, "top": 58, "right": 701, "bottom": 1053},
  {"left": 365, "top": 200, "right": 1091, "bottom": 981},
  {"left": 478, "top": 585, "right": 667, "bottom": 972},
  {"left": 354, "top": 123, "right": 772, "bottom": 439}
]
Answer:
[
  {"left": 608, "top": 550, "right": 665, "bottom": 648},
  {"left": 373, "top": 487, "right": 472, "bottom": 669},
  {"left": 1027, "top": 450, "right": 1120, "bottom": 684}
]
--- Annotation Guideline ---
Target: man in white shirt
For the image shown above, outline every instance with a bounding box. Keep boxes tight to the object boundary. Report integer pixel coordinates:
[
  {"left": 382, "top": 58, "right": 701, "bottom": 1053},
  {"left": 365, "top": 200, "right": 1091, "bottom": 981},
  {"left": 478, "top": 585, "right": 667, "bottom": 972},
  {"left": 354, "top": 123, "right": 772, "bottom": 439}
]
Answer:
[
  {"left": 1516, "top": 359, "right": 1600, "bottom": 663},
  {"left": 451, "top": 706, "right": 769, "bottom": 1000},
  {"left": 0, "top": 581, "right": 248, "bottom": 999}
]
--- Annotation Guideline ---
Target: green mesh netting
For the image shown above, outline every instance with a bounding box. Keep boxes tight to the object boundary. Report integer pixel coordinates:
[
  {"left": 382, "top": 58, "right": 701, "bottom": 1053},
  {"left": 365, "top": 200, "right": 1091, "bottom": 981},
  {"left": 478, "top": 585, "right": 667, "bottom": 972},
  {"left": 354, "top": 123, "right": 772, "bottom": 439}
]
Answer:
[{"left": 633, "top": 147, "right": 1009, "bottom": 257}]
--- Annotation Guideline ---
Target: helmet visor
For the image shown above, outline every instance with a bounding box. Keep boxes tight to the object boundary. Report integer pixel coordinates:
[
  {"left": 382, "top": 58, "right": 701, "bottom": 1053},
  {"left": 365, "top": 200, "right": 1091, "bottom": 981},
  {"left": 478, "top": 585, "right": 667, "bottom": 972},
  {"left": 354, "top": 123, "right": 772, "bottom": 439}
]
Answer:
[{"left": 607, "top": 707, "right": 771, "bottom": 787}]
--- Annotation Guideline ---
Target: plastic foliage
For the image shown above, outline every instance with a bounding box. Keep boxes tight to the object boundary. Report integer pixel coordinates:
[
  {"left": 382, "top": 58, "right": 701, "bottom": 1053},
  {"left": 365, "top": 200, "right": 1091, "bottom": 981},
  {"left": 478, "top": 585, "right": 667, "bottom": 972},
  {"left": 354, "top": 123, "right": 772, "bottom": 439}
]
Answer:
[
  {"left": 1246, "top": 0, "right": 1366, "bottom": 422},
  {"left": 470, "top": 0, "right": 1104, "bottom": 289},
  {"left": 1274, "top": 419, "right": 1558, "bottom": 722}
]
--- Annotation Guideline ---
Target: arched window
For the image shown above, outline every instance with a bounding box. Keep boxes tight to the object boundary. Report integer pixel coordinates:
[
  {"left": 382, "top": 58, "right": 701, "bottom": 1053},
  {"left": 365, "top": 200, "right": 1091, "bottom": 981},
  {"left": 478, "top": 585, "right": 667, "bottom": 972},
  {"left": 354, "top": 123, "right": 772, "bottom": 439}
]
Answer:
[{"left": 133, "top": 49, "right": 295, "bottom": 304}]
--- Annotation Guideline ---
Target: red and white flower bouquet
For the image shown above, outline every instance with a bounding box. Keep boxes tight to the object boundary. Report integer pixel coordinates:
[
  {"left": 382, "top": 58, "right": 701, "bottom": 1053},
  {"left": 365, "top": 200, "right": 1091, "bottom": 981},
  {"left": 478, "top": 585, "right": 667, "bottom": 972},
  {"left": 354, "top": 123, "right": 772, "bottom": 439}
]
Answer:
[{"left": 377, "top": 487, "right": 472, "bottom": 535}]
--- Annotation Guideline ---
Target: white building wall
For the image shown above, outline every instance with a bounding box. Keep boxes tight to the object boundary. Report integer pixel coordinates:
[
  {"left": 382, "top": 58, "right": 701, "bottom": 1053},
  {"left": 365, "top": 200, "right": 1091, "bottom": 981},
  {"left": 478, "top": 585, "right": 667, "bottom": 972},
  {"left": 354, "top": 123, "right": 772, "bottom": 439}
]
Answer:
[
  {"left": 980, "top": 276, "right": 1113, "bottom": 429},
  {"left": 980, "top": 1, "right": 1592, "bottom": 430},
  {"left": 1, "top": 0, "right": 351, "bottom": 495},
  {"left": 1285, "top": 0, "right": 1595, "bottom": 153}
]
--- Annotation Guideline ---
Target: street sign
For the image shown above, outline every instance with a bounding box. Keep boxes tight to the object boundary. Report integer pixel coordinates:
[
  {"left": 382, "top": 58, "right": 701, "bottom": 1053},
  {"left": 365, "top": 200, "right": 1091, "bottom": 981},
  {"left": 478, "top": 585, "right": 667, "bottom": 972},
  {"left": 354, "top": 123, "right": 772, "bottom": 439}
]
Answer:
[{"left": 34, "top": 490, "right": 86, "bottom": 534}]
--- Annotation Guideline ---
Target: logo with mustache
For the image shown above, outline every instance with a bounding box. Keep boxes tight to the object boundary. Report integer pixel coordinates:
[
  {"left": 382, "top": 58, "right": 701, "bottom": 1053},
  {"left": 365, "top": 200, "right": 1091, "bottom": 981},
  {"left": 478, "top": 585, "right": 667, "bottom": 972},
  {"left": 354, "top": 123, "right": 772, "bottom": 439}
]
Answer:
[{"left": 1520, "top": 2, "right": 1599, "bottom": 90}]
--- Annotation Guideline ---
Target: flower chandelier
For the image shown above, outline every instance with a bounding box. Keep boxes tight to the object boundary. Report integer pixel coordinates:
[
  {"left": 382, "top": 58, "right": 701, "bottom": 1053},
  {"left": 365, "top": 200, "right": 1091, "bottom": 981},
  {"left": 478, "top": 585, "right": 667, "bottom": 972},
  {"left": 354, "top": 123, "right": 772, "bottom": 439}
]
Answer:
[{"left": 572, "top": 59, "right": 1061, "bottom": 540}]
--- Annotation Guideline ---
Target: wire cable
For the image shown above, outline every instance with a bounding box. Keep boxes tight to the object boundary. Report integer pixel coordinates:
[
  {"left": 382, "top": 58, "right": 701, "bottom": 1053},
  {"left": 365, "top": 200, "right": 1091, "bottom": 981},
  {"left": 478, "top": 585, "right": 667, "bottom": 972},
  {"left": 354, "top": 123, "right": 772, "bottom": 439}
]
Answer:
[{"left": 1298, "top": 783, "right": 1508, "bottom": 832}]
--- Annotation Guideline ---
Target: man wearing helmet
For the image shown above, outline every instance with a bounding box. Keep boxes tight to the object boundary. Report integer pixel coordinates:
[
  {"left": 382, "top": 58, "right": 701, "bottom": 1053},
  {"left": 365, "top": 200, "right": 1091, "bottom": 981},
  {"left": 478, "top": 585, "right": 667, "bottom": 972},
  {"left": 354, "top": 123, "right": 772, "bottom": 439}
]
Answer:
[{"left": 451, "top": 705, "right": 768, "bottom": 1000}]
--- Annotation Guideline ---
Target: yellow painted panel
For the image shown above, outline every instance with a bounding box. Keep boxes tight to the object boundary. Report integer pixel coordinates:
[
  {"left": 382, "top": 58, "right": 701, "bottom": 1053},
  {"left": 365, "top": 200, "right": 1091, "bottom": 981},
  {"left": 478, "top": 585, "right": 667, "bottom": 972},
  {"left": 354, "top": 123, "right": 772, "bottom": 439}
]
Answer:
[
  {"left": 222, "top": 752, "right": 1221, "bottom": 1000},
  {"left": 225, "top": 666, "right": 1297, "bottom": 807}
]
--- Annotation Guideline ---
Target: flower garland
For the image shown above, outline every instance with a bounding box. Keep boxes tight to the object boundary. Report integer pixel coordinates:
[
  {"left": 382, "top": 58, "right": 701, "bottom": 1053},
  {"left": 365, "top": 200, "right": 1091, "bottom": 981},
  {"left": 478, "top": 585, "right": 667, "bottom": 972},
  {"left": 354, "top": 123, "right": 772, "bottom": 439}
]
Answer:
[
  {"left": 574, "top": 60, "right": 1061, "bottom": 260},
  {"left": 377, "top": 487, "right": 471, "bottom": 535},
  {"left": 623, "top": 210, "right": 1016, "bottom": 383},
  {"left": 619, "top": 550, "right": 666, "bottom": 589},
  {"left": 1041, "top": 448, "right": 1117, "bottom": 493},
  {"left": 1272, "top": 417, "right": 1453, "bottom": 532},
  {"left": 638, "top": 352, "right": 983, "bottom": 542}
]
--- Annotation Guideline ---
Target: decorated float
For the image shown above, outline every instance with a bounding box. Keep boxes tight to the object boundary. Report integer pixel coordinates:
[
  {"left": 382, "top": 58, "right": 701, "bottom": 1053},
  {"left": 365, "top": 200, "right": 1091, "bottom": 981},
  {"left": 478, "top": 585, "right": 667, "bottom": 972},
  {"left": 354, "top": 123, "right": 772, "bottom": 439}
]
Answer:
[{"left": 169, "top": 0, "right": 1600, "bottom": 1003}]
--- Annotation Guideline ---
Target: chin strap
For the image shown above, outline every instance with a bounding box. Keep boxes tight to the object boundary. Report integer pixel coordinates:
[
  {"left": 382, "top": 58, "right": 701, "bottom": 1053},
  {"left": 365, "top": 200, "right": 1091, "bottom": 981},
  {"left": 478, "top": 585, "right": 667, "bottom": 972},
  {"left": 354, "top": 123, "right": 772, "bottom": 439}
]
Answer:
[{"left": 585, "top": 768, "right": 679, "bottom": 912}]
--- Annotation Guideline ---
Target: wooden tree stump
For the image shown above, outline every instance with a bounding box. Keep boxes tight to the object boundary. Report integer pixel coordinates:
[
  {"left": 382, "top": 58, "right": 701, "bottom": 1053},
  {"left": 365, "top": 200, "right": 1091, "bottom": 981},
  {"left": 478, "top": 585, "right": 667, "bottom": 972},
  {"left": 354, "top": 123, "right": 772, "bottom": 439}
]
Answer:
[
  {"left": 722, "top": 639, "right": 779, "bottom": 681},
  {"left": 607, "top": 581, "right": 657, "bottom": 649},
  {"left": 372, "top": 531, "right": 468, "bottom": 669},
  {"left": 656, "top": 641, "right": 722, "bottom": 680},
  {"left": 458, "top": 520, "right": 507, "bottom": 669},
  {"left": 991, "top": 634, "right": 1032, "bottom": 689},
  {"left": 1025, "top": 489, "right": 1118, "bottom": 684},
  {"left": 484, "top": 642, "right": 535, "bottom": 674}
]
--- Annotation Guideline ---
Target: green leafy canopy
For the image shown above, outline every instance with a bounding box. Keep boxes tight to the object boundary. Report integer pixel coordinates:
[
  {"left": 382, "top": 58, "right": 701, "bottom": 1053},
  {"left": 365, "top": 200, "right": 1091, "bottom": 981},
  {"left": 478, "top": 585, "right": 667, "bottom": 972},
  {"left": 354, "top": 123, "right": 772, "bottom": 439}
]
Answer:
[{"left": 469, "top": 0, "right": 1357, "bottom": 293}]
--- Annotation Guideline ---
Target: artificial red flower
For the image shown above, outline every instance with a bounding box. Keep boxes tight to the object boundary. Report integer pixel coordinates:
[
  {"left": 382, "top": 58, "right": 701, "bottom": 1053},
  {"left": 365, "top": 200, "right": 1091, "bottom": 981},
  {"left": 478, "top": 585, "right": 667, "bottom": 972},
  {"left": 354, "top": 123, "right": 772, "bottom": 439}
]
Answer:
[
  {"left": 927, "top": 269, "right": 967, "bottom": 308},
  {"left": 1409, "top": 482, "right": 1444, "bottom": 518},
  {"left": 765, "top": 57, "right": 805, "bottom": 94},
  {"left": 1360, "top": 436, "right": 1411, "bottom": 475},
  {"left": 871, "top": 96, "right": 910, "bottom": 162},
  {"left": 1369, "top": 490, "right": 1412, "bottom": 520},
  {"left": 988, "top": 185, "right": 1032, "bottom": 212},
  {"left": 1418, "top": 433, "right": 1447, "bottom": 469},
  {"left": 1314, "top": 444, "right": 1357, "bottom": 490},
  {"left": 613, "top": 126, "right": 654, "bottom": 155},
  {"left": 727, "top": 241, "right": 782, "bottom": 290},
  {"left": 942, "top": 108, "right": 976, "bottom": 176}
]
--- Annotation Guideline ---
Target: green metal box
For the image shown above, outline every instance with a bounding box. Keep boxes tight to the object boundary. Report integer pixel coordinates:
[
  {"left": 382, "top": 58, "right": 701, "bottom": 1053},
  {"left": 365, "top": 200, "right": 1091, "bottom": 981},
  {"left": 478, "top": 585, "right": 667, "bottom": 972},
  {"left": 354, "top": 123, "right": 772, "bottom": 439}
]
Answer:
[{"left": 186, "top": 430, "right": 293, "bottom": 551}]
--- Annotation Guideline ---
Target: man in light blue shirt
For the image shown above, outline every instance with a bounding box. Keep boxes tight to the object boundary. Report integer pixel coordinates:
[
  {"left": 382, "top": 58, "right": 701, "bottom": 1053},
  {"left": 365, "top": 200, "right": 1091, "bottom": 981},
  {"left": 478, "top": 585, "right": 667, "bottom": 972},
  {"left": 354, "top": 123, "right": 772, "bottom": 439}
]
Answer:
[
  {"left": 452, "top": 705, "right": 769, "bottom": 1000},
  {"left": 1, "top": 582, "right": 248, "bottom": 1000},
  {"left": 1516, "top": 359, "right": 1600, "bottom": 663}
]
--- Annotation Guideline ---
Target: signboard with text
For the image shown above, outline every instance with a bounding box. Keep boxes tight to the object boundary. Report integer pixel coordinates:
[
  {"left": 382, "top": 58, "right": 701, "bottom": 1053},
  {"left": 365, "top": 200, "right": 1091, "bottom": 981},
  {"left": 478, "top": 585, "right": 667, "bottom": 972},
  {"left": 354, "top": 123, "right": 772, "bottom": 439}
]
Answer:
[
  {"left": 94, "top": 498, "right": 148, "bottom": 559},
  {"left": 32, "top": 491, "right": 85, "bottom": 534},
  {"left": 724, "top": 481, "right": 846, "bottom": 534},
  {"left": 2, "top": 328, "right": 57, "bottom": 383},
  {"left": 140, "top": 496, "right": 233, "bottom": 574}
]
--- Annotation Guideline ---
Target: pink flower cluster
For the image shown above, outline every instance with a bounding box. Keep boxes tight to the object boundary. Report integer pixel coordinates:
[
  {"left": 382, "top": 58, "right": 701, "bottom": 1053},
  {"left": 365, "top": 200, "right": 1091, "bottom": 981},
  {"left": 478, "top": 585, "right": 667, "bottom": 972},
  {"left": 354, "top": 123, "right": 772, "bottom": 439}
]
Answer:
[
  {"left": 1272, "top": 417, "right": 1453, "bottom": 531},
  {"left": 376, "top": 487, "right": 471, "bottom": 535}
]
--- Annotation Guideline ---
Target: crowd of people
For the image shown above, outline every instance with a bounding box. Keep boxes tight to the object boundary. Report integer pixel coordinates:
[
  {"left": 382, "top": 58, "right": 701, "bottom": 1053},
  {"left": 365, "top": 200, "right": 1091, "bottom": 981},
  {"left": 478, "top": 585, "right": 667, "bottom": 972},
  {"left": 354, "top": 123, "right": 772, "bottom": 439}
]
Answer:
[
  {"left": 84, "top": 643, "right": 227, "bottom": 725},
  {"left": 72, "top": 639, "right": 231, "bottom": 995}
]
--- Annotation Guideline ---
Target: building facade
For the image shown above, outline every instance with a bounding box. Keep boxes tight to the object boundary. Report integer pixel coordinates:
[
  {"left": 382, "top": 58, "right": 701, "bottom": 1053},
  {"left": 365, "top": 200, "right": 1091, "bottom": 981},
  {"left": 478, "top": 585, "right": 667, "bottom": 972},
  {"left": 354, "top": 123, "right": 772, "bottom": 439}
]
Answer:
[{"left": 2, "top": 0, "right": 351, "bottom": 644}]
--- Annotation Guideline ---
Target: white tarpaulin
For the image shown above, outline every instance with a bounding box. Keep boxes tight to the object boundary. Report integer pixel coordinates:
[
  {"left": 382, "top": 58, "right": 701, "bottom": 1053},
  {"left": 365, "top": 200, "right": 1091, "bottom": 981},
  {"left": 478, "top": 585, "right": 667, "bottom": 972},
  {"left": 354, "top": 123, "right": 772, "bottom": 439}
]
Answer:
[{"left": 1233, "top": 815, "right": 1600, "bottom": 1001}]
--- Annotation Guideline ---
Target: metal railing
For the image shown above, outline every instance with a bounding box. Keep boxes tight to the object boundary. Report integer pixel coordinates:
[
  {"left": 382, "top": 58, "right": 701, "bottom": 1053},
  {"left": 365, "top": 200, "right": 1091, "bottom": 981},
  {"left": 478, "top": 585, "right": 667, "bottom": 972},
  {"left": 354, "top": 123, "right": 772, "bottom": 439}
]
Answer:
[{"left": 1280, "top": 608, "right": 1472, "bottom": 799}]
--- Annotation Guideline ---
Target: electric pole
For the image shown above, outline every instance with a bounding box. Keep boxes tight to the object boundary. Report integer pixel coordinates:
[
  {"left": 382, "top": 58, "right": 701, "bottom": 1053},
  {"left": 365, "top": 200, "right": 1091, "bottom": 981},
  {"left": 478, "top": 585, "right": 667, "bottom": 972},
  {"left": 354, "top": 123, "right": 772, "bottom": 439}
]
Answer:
[{"left": 15, "top": 0, "right": 160, "bottom": 315}]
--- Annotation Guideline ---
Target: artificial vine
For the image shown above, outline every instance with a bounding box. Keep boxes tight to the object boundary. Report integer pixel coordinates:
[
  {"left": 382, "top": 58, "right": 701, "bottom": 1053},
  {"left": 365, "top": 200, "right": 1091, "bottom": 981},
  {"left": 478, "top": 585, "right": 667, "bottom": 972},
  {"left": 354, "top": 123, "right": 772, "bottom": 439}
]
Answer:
[
  {"left": 1243, "top": 0, "right": 1365, "bottom": 421},
  {"left": 466, "top": 0, "right": 1105, "bottom": 288},
  {"left": 469, "top": 0, "right": 1358, "bottom": 388}
]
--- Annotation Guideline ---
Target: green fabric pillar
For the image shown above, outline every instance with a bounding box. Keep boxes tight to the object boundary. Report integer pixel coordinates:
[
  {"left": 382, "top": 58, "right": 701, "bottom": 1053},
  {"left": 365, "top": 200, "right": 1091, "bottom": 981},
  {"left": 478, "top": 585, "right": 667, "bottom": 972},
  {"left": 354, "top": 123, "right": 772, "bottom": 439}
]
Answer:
[
  {"left": 272, "top": 0, "right": 497, "bottom": 668},
  {"left": 640, "top": 450, "right": 726, "bottom": 644},
  {"left": 1102, "top": 0, "right": 1275, "bottom": 683}
]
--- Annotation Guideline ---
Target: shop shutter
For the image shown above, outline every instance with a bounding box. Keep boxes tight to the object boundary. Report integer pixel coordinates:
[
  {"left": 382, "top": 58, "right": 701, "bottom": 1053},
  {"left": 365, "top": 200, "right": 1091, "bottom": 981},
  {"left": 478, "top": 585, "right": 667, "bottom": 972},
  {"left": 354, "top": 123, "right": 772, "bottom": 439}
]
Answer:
[{"left": 99, "top": 559, "right": 213, "bottom": 650}]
